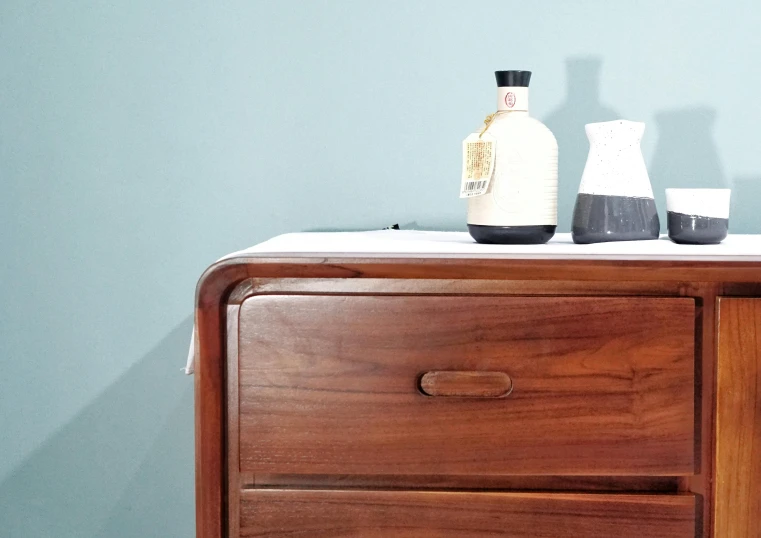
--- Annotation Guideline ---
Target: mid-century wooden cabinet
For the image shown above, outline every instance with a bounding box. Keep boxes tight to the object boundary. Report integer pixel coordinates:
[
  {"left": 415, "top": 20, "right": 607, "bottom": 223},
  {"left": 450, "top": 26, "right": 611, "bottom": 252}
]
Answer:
[{"left": 192, "top": 233, "right": 761, "bottom": 537}]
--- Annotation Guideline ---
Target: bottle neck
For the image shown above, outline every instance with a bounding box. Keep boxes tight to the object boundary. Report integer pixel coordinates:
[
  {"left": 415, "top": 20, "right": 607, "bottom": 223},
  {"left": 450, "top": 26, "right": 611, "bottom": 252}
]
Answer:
[{"left": 497, "top": 86, "right": 529, "bottom": 113}]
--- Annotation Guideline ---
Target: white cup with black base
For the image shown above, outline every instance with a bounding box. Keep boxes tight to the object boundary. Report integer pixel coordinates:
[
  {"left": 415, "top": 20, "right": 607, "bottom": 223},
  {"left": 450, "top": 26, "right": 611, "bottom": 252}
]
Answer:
[{"left": 666, "top": 188, "right": 731, "bottom": 244}]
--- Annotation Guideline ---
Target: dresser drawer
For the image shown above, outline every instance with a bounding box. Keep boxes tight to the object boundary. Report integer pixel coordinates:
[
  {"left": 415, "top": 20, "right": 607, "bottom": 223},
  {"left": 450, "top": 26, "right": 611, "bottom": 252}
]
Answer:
[
  {"left": 236, "top": 295, "right": 695, "bottom": 475},
  {"left": 239, "top": 489, "right": 697, "bottom": 537}
]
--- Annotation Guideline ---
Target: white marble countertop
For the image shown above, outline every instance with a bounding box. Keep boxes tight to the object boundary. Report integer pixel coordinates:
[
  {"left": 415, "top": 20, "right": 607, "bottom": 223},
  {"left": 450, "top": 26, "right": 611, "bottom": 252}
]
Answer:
[{"left": 220, "top": 230, "right": 761, "bottom": 262}]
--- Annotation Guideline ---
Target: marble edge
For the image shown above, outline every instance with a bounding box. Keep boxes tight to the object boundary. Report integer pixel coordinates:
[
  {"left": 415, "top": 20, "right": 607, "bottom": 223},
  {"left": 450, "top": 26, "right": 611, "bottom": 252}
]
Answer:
[{"left": 219, "top": 250, "right": 761, "bottom": 263}]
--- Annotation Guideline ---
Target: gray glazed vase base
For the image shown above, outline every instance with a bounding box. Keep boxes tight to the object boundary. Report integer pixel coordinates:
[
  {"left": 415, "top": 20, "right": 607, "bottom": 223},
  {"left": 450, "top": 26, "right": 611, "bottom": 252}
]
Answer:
[
  {"left": 667, "top": 211, "right": 728, "bottom": 244},
  {"left": 572, "top": 193, "right": 660, "bottom": 244}
]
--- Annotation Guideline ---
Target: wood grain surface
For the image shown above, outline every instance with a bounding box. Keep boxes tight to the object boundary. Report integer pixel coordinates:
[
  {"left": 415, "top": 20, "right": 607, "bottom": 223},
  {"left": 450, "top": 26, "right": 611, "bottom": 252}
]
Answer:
[
  {"left": 237, "top": 295, "right": 696, "bottom": 476},
  {"left": 196, "top": 263, "right": 248, "bottom": 538},
  {"left": 193, "top": 256, "right": 755, "bottom": 538},
  {"left": 686, "top": 284, "right": 718, "bottom": 538},
  {"left": 715, "top": 298, "right": 761, "bottom": 537},
  {"left": 239, "top": 489, "right": 697, "bottom": 537},
  {"left": 200, "top": 256, "right": 761, "bottom": 286},
  {"left": 227, "top": 277, "right": 698, "bottom": 304},
  {"left": 226, "top": 306, "right": 240, "bottom": 538}
]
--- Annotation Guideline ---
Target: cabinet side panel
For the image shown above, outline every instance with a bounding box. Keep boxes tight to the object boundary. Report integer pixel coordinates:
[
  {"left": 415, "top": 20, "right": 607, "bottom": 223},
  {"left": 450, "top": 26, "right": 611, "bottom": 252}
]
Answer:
[
  {"left": 227, "top": 305, "right": 241, "bottom": 538},
  {"left": 715, "top": 298, "right": 761, "bottom": 537}
]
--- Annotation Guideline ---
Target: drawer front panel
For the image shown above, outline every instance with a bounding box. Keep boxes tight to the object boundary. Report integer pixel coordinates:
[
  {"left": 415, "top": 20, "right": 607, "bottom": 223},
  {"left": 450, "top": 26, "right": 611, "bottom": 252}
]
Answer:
[
  {"left": 238, "top": 295, "right": 695, "bottom": 475},
  {"left": 239, "top": 490, "right": 697, "bottom": 537}
]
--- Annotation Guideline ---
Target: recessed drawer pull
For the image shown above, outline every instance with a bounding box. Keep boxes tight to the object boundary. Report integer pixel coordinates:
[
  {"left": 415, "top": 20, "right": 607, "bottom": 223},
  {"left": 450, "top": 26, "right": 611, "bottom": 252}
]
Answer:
[{"left": 419, "top": 371, "right": 513, "bottom": 398}]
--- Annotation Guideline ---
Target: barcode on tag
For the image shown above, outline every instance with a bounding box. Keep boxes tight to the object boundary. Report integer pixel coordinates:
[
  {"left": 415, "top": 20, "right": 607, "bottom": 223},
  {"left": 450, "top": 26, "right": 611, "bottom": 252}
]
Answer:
[
  {"left": 463, "top": 180, "right": 487, "bottom": 193},
  {"left": 460, "top": 133, "right": 496, "bottom": 198}
]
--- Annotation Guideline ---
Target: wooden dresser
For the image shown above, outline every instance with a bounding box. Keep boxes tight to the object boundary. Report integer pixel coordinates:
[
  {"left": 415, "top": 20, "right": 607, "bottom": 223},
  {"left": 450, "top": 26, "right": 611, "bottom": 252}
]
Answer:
[{"left": 192, "top": 232, "right": 761, "bottom": 537}]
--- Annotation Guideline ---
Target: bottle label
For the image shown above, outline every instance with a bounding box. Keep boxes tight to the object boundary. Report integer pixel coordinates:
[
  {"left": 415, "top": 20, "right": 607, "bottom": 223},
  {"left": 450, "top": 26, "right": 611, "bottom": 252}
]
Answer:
[
  {"left": 497, "top": 87, "right": 529, "bottom": 111},
  {"left": 460, "top": 132, "right": 496, "bottom": 198}
]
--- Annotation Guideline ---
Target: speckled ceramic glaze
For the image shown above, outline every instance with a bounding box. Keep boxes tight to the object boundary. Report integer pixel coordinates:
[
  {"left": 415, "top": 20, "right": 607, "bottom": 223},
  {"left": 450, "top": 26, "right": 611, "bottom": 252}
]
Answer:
[
  {"left": 666, "top": 188, "right": 731, "bottom": 244},
  {"left": 572, "top": 120, "right": 660, "bottom": 244}
]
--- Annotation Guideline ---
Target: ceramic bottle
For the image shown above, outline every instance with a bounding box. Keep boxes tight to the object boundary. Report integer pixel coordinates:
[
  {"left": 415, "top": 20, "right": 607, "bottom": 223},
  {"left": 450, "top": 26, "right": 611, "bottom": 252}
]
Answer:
[
  {"left": 571, "top": 120, "right": 660, "bottom": 244},
  {"left": 467, "top": 71, "right": 558, "bottom": 244}
]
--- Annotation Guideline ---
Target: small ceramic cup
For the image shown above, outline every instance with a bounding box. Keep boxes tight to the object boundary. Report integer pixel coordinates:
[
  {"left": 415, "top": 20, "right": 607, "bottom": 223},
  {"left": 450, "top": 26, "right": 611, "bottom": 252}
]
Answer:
[{"left": 666, "top": 188, "right": 731, "bottom": 244}]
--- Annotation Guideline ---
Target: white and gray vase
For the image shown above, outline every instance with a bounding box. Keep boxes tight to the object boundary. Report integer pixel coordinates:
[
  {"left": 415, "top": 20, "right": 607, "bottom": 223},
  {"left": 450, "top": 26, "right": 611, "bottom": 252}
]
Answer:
[
  {"left": 571, "top": 120, "right": 660, "bottom": 244},
  {"left": 666, "top": 188, "right": 730, "bottom": 244}
]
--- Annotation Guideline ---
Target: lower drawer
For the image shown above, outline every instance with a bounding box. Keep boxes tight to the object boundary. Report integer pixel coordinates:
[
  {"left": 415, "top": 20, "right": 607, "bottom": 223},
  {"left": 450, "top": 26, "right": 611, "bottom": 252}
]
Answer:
[{"left": 239, "top": 489, "right": 697, "bottom": 537}]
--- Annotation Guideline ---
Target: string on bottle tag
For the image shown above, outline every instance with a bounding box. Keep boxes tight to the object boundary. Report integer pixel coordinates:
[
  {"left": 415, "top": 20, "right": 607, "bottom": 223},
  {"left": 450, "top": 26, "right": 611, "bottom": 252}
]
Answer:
[{"left": 479, "top": 111, "right": 505, "bottom": 138}]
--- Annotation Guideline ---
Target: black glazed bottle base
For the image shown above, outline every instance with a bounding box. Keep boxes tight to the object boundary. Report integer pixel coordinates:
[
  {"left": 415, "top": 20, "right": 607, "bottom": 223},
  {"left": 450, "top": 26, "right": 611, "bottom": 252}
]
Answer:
[
  {"left": 667, "top": 211, "right": 728, "bottom": 244},
  {"left": 571, "top": 193, "right": 660, "bottom": 244},
  {"left": 468, "top": 224, "right": 556, "bottom": 245}
]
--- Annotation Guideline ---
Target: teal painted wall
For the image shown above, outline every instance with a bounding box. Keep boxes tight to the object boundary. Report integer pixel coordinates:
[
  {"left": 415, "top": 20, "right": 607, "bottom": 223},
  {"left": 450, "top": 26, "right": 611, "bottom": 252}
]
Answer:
[{"left": 2, "top": 1, "right": 760, "bottom": 535}]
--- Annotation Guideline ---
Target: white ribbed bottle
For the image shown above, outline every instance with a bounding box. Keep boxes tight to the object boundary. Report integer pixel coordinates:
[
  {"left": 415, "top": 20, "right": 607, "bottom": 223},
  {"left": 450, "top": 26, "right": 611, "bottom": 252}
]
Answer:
[{"left": 467, "top": 70, "right": 558, "bottom": 244}]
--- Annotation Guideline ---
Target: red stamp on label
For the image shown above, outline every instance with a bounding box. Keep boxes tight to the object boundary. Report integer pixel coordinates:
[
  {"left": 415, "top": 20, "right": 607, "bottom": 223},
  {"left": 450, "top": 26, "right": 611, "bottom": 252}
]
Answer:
[{"left": 505, "top": 92, "right": 516, "bottom": 108}]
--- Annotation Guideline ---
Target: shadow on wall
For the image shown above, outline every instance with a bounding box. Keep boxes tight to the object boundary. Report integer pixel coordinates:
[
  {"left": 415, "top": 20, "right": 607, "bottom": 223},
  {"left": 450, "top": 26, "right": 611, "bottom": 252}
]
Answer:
[
  {"left": 649, "top": 107, "right": 726, "bottom": 230},
  {"left": 544, "top": 56, "right": 622, "bottom": 232},
  {"left": 0, "top": 317, "right": 195, "bottom": 538},
  {"left": 731, "top": 175, "right": 761, "bottom": 233}
]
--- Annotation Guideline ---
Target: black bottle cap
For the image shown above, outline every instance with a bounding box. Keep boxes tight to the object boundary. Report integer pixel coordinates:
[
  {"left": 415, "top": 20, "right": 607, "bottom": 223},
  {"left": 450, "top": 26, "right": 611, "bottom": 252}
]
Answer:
[{"left": 495, "top": 70, "right": 531, "bottom": 87}]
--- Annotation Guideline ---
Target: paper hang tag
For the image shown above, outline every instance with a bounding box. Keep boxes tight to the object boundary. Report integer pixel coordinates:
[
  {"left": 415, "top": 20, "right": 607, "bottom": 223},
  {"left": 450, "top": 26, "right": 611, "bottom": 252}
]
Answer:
[{"left": 460, "top": 132, "right": 496, "bottom": 198}]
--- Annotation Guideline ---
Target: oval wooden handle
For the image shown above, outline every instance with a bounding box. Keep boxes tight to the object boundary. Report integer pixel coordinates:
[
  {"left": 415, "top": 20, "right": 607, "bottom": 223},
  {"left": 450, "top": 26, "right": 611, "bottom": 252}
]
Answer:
[{"left": 418, "top": 371, "right": 513, "bottom": 398}]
